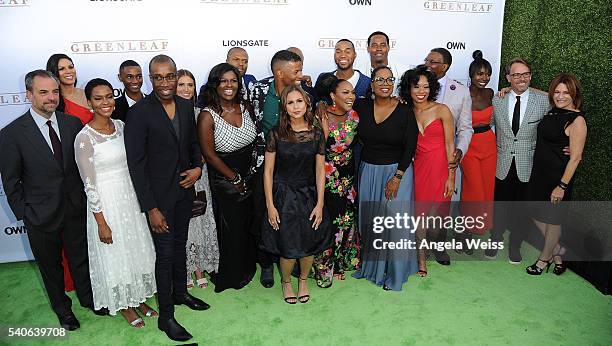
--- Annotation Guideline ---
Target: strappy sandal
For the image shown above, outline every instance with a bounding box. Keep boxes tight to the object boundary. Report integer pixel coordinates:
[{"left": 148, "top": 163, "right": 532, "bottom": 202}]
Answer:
[
  {"left": 121, "top": 309, "right": 145, "bottom": 328},
  {"left": 282, "top": 281, "right": 297, "bottom": 304},
  {"left": 297, "top": 277, "right": 310, "bottom": 304},
  {"left": 197, "top": 277, "right": 209, "bottom": 289},
  {"left": 137, "top": 303, "right": 158, "bottom": 318},
  {"left": 187, "top": 277, "right": 194, "bottom": 290},
  {"left": 417, "top": 269, "right": 428, "bottom": 277}
]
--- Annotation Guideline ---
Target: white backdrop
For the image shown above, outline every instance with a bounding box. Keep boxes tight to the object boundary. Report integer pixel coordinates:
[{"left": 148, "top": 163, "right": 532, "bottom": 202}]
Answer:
[{"left": 0, "top": 0, "right": 506, "bottom": 262}]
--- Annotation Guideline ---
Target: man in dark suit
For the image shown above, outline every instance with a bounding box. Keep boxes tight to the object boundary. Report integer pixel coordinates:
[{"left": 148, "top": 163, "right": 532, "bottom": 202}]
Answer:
[
  {"left": 0, "top": 70, "right": 108, "bottom": 331},
  {"left": 111, "top": 60, "right": 145, "bottom": 122},
  {"left": 124, "top": 54, "right": 208, "bottom": 342}
]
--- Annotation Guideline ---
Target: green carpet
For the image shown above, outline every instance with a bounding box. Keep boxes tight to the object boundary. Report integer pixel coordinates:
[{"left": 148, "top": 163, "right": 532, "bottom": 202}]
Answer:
[{"left": 0, "top": 246, "right": 610, "bottom": 345}]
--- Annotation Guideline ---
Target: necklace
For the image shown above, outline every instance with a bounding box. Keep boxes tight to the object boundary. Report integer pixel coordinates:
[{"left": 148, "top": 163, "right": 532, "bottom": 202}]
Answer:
[{"left": 221, "top": 105, "right": 236, "bottom": 113}]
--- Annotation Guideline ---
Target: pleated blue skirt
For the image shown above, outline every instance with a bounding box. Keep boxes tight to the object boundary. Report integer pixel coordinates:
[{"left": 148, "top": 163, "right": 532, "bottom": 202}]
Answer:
[{"left": 352, "top": 162, "right": 418, "bottom": 291}]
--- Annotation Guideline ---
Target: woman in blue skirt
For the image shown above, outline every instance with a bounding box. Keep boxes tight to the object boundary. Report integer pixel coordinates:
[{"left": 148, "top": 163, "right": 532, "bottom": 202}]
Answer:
[{"left": 352, "top": 66, "right": 419, "bottom": 291}]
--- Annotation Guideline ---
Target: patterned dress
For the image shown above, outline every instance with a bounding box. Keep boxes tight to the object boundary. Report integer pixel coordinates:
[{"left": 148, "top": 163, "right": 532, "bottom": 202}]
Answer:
[{"left": 313, "top": 110, "right": 361, "bottom": 288}]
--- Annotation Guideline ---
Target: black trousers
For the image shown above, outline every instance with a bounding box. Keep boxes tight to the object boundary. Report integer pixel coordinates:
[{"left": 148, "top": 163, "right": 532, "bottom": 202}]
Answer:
[
  {"left": 151, "top": 196, "right": 192, "bottom": 320},
  {"left": 250, "top": 169, "right": 276, "bottom": 269},
  {"left": 491, "top": 160, "right": 529, "bottom": 249},
  {"left": 26, "top": 213, "right": 94, "bottom": 318}
]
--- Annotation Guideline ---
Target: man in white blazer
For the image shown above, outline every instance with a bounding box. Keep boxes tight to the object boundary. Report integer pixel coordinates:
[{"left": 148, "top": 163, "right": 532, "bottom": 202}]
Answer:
[
  {"left": 424, "top": 48, "right": 473, "bottom": 265},
  {"left": 486, "top": 58, "right": 550, "bottom": 264}
]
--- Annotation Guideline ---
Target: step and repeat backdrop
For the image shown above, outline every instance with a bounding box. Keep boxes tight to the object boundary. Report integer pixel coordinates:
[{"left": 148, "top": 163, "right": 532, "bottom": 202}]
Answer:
[{"left": 0, "top": 0, "right": 506, "bottom": 262}]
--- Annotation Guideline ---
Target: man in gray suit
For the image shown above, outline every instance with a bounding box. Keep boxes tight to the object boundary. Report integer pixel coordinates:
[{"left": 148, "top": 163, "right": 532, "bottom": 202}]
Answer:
[
  {"left": 485, "top": 58, "right": 550, "bottom": 263},
  {"left": 424, "top": 48, "right": 473, "bottom": 265}
]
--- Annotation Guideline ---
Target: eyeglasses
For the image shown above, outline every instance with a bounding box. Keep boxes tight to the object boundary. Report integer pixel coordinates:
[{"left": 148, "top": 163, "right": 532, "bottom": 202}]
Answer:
[
  {"left": 424, "top": 58, "right": 444, "bottom": 65},
  {"left": 150, "top": 74, "right": 177, "bottom": 82},
  {"left": 373, "top": 77, "right": 396, "bottom": 85},
  {"left": 509, "top": 72, "right": 532, "bottom": 79}
]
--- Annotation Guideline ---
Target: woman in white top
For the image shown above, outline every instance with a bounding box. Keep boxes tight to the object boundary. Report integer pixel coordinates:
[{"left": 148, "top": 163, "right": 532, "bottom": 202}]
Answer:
[
  {"left": 74, "top": 78, "right": 156, "bottom": 327},
  {"left": 176, "top": 69, "right": 220, "bottom": 289},
  {"left": 197, "top": 63, "right": 258, "bottom": 293}
]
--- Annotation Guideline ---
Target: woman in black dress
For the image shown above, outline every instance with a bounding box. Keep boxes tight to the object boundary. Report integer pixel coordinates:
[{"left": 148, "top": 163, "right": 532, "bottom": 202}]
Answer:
[
  {"left": 260, "top": 85, "right": 331, "bottom": 304},
  {"left": 198, "top": 63, "right": 258, "bottom": 292},
  {"left": 526, "top": 73, "right": 587, "bottom": 275}
]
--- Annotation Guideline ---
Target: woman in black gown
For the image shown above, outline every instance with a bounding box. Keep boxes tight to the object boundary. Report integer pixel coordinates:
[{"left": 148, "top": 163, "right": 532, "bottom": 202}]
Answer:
[
  {"left": 260, "top": 85, "right": 331, "bottom": 304},
  {"left": 198, "top": 63, "right": 258, "bottom": 292},
  {"left": 526, "top": 73, "right": 587, "bottom": 276}
]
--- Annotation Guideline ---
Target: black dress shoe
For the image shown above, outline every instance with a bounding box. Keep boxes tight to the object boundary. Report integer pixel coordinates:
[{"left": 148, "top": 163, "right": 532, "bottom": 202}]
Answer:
[
  {"left": 174, "top": 292, "right": 210, "bottom": 310},
  {"left": 508, "top": 247, "right": 522, "bottom": 265},
  {"left": 435, "top": 250, "right": 451, "bottom": 265},
  {"left": 260, "top": 266, "right": 274, "bottom": 288},
  {"left": 58, "top": 312, "right": 80, "bottom": 331},
  {"left": 158, "top": 317, "right": 192, "bottom": 342}
]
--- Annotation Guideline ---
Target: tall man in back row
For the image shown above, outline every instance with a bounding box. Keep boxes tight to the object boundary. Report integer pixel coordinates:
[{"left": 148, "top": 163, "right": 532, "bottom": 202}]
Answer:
[{"left": 124, "top": 54, "right": 209, "bottom": 342}]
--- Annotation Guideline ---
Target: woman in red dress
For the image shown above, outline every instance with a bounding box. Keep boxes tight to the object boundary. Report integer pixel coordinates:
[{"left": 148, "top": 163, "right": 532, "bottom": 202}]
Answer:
[
  {"left": 46, "top": 54, "right": 93, "bottom": 125},
  {"left": 399, "top": 66, "right": 456, "bottom": 276},
  {"left": 459, "top": 50, "right": 496, "bottom": 243},
  {"left": 46, "top": 54, "right": 93, "bottom": 292}
]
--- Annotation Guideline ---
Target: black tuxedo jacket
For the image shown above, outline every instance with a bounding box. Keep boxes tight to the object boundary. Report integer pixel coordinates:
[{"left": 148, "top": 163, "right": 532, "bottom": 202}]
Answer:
[
  {"left": 111, "top": 94, "right": 130, "bottom": 122},
  {"left": 124, "top": 93, "right": 202, "bottom": 212},
  {"left": 0, "top": 111, "right": 86, "bottom": 232}
]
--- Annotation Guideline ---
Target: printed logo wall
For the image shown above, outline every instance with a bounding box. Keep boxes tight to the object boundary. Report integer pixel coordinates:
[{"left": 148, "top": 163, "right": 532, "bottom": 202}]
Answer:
[{"left": 0, "top": 0, "right": 506, "bottom": 263}]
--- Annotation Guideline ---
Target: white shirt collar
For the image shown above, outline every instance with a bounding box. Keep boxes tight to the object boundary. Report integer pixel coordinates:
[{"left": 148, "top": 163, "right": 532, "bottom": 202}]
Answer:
[
  {"left": 509, "top": 88, "right": 530, "bottom": 99},
  {"left": 30, "top": 107, "right": 57, "bottom": 129}
]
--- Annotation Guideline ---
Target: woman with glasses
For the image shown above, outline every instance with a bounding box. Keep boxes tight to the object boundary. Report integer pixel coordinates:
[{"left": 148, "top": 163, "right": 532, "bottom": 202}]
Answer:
[
  {"left": 176, "top": 69, "right": 220, "bottom": 290},
  {"left": 352, "top": 66, "right": 419, "bottom": 291},
  {"left": 525, "top": 73, "right": 587, "bottom": 276},
  {"left": 197, "top": 63, "right": 257, "bottom": 293},
  {"left": 46, "top": 54, "right": 93, "bottom": 125}
]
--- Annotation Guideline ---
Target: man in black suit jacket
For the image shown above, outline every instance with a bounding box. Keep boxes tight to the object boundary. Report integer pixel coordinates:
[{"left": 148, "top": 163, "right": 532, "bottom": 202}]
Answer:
[
  {"left": 0, "top": 70, "right": 107, "bottom": 331},
  {"left": 111, "top": 60, "right": 145, "bottom": 122},
  {"left": 124, "top": 55, "right": 208, "bottom": 342}
]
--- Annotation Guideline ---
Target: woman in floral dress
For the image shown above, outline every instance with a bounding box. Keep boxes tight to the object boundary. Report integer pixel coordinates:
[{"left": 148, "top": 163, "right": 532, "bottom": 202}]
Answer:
[{"left": 314, "top": 78, "right": 361, "bottom": 288}]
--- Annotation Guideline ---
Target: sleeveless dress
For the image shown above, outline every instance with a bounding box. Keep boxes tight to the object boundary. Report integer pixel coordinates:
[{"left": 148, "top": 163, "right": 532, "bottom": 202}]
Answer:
[
  {"left": 461, "top": 106, "right": 496, "bottom": 233},
  {"left": 186, "top": 107, "right": 219, "bottom": 278},
  {"left": 74, "top": 119, "right": 156, "bottom": 315},
  {"left": 414, "top": 119, "right": 451, "bottom": 215},
  {"left": 64, "top": 97, "right": 93, "bottom": 125},
  {"left": 205, "top": 106, "right": 258, "bottom": 292},
  {"left": 260, "top": 127, "right": 333, "bottom": 259},
  {"left": 313, "top": 110, "right": 361, "bottom": 288},
  {"left": 527, "top": 108, "right": 584, "bottom": 224}
]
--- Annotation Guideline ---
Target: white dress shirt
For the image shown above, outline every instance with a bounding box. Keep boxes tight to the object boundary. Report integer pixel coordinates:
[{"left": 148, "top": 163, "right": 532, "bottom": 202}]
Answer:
[
  {"left": 126, "top": 93, "right": 139, "bottom": 107},
  {"left": 508, "top": 88, "right": 530, "bottom": 126},
  {"left": 437, "top": 75, "right": 448, "bottom": 102},
  {"left": 30, "top": 107, "right": 61, "bottom": 152}
]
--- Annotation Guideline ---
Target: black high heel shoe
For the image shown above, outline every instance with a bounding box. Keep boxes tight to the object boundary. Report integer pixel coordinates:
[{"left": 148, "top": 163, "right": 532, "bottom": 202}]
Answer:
[
  {"left": 552, "top": 255, "right": 567, "bottom": 275},
  {"left": 281, "top": 280, "right": 297, "bottom": 304},
  {"left": 526, "top": 258, "right": 553, "bottom": 275},
  {"left": 297, "top": 277, "right": 310, "bottom": 304}
]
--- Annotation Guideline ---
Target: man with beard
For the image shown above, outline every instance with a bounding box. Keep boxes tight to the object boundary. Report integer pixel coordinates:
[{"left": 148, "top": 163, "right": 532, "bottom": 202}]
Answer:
[{"left": 0, "top": 70, "right": 109, "bottom": 331}]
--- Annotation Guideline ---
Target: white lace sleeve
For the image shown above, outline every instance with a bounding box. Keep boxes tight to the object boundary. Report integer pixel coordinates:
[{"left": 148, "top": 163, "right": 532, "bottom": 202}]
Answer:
[{"left": 74, "top": 130, "right": 103, "bottom": 213}]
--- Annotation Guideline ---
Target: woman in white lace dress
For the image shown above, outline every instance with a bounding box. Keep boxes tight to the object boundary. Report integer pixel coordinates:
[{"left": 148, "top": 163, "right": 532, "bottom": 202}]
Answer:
[
  {"left": 74, "top": 78, "right": 157, "bottom": 327},
  {"left": 177, "top": 69, "right": 219, "bottom": 289}
]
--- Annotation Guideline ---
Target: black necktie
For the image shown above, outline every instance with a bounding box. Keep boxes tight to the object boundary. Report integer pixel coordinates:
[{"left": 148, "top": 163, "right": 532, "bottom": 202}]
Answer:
[
  {"left": 512, "top": 95, "right": 521, "bottom": 135},
  {"left": 46, "top": 120, "right": 63, "bottom": 165}
]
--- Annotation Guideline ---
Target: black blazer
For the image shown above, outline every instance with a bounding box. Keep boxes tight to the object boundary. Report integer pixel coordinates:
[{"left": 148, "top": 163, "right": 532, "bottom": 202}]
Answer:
[
  {"left": 111, "top": 94, "right": 130, "bottom": 122},
  {"left": 124, "top": 93, "right": 202, "bottom": 212},
  {"left": 0, "top": 111, "right": 86, "bottom": 232}
]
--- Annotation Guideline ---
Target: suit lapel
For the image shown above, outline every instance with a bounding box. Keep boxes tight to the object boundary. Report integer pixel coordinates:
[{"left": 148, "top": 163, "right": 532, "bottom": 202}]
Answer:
[
  {"left": 520, "top": 89, "right": 536, "bottom": 128},
  {"left": 150, "top": 94, "right": 178, "bottom": 142},
  {"left": 499, "top": 95, "right": 512, "bottom": 131},
  {"left": 21, "top": 111, "right": 62, "bottom": 171}
]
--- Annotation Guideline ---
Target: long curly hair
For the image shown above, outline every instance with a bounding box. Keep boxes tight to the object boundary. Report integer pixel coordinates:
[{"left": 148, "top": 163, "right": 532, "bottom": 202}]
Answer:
[
  {"left": 200, "top": 63, "right": 244, "bottom": 114},
  {"left": 398, "top": 65, "right": 440, "bottom": 106}
]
